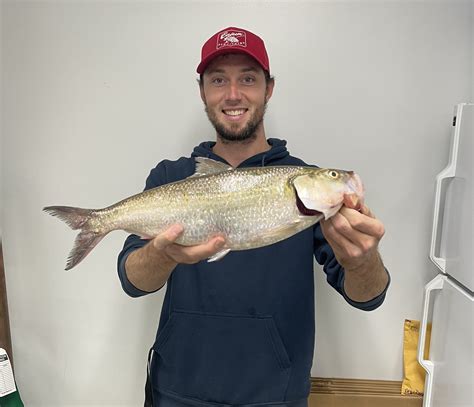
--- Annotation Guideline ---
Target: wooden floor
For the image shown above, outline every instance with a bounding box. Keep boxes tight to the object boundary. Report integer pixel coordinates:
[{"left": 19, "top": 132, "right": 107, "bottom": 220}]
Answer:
[{"left": 309, "top": 378, "right": 423, "bottom": 407}]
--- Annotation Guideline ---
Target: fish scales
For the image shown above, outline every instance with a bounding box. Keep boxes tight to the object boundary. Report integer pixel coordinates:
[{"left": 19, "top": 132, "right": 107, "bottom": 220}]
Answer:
[
  {"left": 43, "top": 158, "right": 364, "bottom": 269},
  {"left": 103, "top": 166, "right": 316, "bottom": 249}
]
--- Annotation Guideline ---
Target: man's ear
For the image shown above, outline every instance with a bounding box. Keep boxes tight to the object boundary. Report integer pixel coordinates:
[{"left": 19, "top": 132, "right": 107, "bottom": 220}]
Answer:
[
  {"left": 199, "top": 81, "right": 206, "bottom": 104},
  {"left": 265, "top": 78, "right": 275, "bottom": 102}
]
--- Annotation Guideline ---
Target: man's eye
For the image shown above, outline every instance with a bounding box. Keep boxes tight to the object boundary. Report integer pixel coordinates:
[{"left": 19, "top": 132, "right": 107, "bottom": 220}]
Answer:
[
  {"left": 212, "top": 78, "right": 225, "bottom": 86},
  {"left": 242, "top": 76, "right": 255, "bottom": 84}
]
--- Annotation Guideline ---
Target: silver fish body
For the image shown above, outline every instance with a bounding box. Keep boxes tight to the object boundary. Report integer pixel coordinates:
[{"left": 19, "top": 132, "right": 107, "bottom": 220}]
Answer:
[{"left": 44, "top": 158, "right": 364, "bottom": 270}]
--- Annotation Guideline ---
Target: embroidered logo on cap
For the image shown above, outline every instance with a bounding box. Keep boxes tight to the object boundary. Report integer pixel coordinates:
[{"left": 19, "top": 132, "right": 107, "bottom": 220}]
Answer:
[{"left": 216, "top": 30, "right": 247, "bottom": 49}]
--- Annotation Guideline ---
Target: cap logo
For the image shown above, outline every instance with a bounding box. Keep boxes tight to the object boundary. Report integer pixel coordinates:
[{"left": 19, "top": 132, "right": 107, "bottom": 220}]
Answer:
[{"left": 216, "top": 30, "right": 247, "bottom": 49}]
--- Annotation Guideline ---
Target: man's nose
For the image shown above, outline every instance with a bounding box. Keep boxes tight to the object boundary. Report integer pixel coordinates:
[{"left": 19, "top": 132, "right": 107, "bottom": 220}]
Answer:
[{"left": 225, "top": 82, "right": 242, "bottom": 101}]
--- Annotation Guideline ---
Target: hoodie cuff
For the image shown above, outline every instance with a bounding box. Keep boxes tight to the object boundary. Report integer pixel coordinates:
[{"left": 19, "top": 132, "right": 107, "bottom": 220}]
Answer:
[{"left": 340, "top": 267, "right": 391, "bottom": 311}]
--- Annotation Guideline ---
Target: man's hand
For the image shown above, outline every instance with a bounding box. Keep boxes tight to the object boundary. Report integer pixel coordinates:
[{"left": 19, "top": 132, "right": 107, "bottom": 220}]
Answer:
[
  {"left": 125, "top": 224, "right": 226, "bottom": 293},
  {"left": 320, "top": 205, "right": 384, "bottom": 271},
  {"left": 320, "top": 204, "right": 388, "bottom": 302},
  {"left": 152, "top": 224, "right": 226, "bottom": 264}
]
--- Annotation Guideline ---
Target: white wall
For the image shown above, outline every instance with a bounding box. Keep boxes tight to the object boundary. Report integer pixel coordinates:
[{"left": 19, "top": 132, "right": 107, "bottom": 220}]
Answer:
[{"left": 1, "top": 1, "right": 472, "bottom": 405}]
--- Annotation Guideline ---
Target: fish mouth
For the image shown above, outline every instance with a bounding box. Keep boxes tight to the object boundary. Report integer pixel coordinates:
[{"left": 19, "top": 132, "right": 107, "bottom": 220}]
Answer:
[{"left": 295, "top": 191, "right": 323, "bottom": 217}]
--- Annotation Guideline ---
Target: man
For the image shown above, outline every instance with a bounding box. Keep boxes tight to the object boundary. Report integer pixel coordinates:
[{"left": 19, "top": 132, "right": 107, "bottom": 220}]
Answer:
[{"left": 118, "top": 27, "right": 390, "bottom": 407}]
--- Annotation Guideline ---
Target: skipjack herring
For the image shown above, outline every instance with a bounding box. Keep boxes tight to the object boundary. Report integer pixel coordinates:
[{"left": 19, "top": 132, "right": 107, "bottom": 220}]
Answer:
[{"left": 44, "top": 158, "right": 364, "bottom": 270}]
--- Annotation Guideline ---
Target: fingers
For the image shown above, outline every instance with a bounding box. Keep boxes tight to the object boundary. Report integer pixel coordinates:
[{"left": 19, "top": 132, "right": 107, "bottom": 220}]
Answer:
[
  {"left": 150, "top": 224, "right": 227, "bottom": 264},
  {"left": 320, "top": 205, "right": 385, "bottom": 269},
  {"left": 320, "top": 221, "right": 352, "bottom": 256},
  {"left": 165, "top": 236, "right": 226, "bottom": 264},
  {"left": 337, "top": 206, "right": 385, "bottom": 238},
  {"left": 321, "top": 215, "right": 367, "bottom": 258},
  {"left": 358, "top": 204, "right": 375, "bottom": 219},
  {"left": 152, "top": 224, "right": 185, "bottom": 250}
]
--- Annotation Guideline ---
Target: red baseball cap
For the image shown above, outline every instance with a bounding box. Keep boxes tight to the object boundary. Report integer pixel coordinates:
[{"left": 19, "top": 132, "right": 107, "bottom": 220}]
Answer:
[{"left": 196, "top": 27, "right": 270, "bottom": 75}]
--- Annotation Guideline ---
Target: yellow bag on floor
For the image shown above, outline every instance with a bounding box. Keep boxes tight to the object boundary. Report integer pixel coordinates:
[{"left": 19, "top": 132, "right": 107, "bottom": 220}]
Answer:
[{"left": 401, "top": 319, "right": 432, "bottom": 396}]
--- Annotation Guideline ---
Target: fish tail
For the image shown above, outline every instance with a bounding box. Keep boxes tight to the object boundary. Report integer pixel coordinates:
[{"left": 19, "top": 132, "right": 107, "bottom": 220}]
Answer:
[
  {"left": 65, "top": 230, "right": 105, "bottom": 270},
  {"left": 43, "top": 205, "right": 94, "bottom": 229},
  {"left": 43, "top": 206, "right": 106, "bottom": 270}
]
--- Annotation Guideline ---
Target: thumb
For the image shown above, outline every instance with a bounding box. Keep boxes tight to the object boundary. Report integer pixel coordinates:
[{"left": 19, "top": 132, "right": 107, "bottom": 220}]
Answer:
[
  {"left": 359, "top": 204, "right": 375, "bottom": 218},
  {"left": 152, "top": 224, "right": 184, "bottom": 250}
]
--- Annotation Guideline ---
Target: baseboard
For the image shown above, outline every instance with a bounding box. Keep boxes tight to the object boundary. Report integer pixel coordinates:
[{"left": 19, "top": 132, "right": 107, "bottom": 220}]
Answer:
[{"left": 309, "top": 378, "right": 423, "bottom": 407}]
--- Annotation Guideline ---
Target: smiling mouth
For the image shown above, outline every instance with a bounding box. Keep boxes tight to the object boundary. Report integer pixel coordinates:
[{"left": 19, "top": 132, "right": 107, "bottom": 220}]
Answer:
[{"left": 222, "top": 109, "right": 248, "bottom": 116}]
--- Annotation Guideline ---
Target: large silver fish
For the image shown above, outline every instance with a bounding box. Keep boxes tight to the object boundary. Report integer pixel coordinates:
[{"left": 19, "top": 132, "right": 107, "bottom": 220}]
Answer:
[{"left": 43, "top": 158, "right": 364, "bottom": 270}]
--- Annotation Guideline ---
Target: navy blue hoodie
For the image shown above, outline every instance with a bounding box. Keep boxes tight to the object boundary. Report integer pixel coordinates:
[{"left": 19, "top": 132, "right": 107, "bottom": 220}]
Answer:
[{"left": 117, "top": 139, "right": 389, "bottom": 405}]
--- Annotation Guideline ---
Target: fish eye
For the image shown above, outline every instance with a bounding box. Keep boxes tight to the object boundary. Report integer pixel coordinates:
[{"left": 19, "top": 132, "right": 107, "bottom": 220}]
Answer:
[{"left": 328, "top": 170, "right": 339, "bottom": 178}]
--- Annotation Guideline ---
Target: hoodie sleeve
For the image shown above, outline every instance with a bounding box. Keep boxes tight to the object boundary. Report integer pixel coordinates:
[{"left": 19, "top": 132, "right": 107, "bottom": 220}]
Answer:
[
  {"left": 313, "top": 224, "right": 389, "bottom": 311},
  {"left": 116, "top": 161, "right": 170, "bottom": 298}
]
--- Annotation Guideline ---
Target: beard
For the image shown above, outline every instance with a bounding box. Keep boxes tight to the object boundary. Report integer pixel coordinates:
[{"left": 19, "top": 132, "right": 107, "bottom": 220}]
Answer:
[{"left": 205, "top": 101, "right": 268, "bottom": 144}]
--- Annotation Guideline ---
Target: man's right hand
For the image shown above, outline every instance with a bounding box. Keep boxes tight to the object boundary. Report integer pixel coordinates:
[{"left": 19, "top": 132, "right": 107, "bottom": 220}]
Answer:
[
  {"left": 152, "top": 224, "right": 226, "bottom": 265},
  {"left": 125, "top": 224, "right": 226, "bottom": 293}
]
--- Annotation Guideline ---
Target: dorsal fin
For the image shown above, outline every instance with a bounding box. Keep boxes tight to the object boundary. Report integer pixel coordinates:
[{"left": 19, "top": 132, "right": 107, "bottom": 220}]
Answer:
[{"left": 191, "top": 157, "right": 233, "bottom": 177}]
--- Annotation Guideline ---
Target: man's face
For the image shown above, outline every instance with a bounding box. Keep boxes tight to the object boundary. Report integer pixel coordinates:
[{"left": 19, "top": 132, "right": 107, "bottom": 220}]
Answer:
[{"left": 200, "top": 53, "right": 274, "bottom": 143}]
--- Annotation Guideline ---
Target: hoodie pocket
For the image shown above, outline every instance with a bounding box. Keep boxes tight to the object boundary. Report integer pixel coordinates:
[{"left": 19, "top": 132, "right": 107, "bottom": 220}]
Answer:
[{"left": 153, "top": 310, "right": 291, "bottom": 404}]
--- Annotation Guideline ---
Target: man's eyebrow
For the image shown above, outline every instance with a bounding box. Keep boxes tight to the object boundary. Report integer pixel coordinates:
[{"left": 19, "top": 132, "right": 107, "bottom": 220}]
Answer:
[
  {"left": 205, "top": 68, "right": 225, "bottom": 75},
  {"left": 241, "top": 67, "right": 259, "bottom": 73}
]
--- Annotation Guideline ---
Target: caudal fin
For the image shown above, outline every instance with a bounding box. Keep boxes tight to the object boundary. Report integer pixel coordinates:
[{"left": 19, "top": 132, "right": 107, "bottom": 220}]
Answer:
[
  {"left": 43, "top": 206, "right": 106, "bottom": 270},
  {"left": 65, "top": 230, "right": 105, "bottom": 270}
]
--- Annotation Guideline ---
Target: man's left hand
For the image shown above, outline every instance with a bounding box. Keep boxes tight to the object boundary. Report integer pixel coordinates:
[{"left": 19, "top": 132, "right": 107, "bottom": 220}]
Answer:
[{"left": 320, "top": 204, "right": 385, "bottom": 272}]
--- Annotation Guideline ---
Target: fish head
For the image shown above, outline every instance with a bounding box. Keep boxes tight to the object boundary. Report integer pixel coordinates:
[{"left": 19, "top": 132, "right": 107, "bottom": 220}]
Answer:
[{"left": 292, "top": 168, "right": 365, "bottom": 220}]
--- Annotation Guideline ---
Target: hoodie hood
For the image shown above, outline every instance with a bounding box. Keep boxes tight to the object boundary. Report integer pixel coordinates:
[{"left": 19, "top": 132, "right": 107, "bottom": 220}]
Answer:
[{"left": 191, "top": 138, "right": 290, "bottom": 167}]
